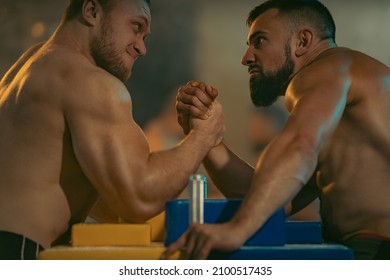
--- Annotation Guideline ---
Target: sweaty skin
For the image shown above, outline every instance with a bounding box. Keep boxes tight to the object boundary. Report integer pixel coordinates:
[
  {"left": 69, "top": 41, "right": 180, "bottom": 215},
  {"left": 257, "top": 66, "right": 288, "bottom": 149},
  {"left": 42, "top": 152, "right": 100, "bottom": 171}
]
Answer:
[
  {"left": 0, "top": 0, "right": 225, "bottom": 249},
  {"left": 163, "top": 8, "right": 390, "bottom": 259}
]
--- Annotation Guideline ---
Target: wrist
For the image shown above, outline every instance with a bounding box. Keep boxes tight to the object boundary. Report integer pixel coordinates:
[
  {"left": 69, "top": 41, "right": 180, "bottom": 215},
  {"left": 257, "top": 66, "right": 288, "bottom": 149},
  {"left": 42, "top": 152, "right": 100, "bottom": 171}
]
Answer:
[
  {"left": 186, "top": 129, "right": 215, "bottom": 154},
  {"left": 224, "top": 218, "right": 253, "bottom": 246},
  {"left": 229, "top": 216, "right": 254, "bottom": 242},
  {"left": 204, "top": 141, "right": 226, "bottom": 161}
]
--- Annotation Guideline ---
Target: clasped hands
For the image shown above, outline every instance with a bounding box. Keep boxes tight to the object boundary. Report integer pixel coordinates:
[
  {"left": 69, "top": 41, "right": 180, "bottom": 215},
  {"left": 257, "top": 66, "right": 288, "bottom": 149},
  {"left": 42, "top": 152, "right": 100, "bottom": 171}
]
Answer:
[{"left": 160, "top": 81, "right": 245, "bottom": 260}]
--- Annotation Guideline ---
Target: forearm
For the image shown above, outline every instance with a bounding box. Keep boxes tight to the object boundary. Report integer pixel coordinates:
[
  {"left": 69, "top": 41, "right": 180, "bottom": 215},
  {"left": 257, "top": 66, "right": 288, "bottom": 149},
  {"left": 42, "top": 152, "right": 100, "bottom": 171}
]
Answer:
[
  {"left": 229, "top": 133, "right": 318, "bottom": 241},
  {"left": 83, "top": 130, "right": 212, "bottom": 224},
  {"left": 148, "top": 134, "right": 210, "bottom": 195},
  {"left": 119, "top": 129, "right": 215, "bottom": 222},
  {"left": 202, "top": 142, "right": 254, "bottom": 198}
]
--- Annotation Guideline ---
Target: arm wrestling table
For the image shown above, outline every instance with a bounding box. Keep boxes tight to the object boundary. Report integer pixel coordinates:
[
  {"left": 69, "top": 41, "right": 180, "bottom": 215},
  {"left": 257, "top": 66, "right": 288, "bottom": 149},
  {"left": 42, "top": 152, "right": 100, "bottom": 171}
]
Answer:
[{"left": 38, "top": 199, "right": 354, "bottom": 260}]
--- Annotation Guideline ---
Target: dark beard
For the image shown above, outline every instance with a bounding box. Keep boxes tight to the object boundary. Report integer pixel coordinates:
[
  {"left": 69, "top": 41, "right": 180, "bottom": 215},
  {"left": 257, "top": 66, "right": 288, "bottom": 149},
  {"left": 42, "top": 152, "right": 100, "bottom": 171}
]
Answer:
[
  {"left": 250, "top": 48, "right": 294, "bottom": 107},
  {"left": 91, "top": 19, "right": 129, "bottom": 82}
]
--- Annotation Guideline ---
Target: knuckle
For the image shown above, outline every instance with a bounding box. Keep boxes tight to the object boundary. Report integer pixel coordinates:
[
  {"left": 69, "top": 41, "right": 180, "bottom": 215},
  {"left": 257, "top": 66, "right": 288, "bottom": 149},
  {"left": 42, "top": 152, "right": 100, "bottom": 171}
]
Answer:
[
  {"left": 187, "top": 80, "right": 196, "bottom": 85},
  {"left": 190, "top": 95, "right": 199, "bottom": 104}
]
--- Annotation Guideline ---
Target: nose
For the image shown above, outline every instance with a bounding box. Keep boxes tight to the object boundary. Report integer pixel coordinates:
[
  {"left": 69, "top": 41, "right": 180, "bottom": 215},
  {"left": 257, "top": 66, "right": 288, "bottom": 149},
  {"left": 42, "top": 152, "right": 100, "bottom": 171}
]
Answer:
[
  {"left": 241, "top": 47, "right": 255, "bottom": 66},
  {"left": 134, "top": 38, "right": 147, "bottom": 57}
]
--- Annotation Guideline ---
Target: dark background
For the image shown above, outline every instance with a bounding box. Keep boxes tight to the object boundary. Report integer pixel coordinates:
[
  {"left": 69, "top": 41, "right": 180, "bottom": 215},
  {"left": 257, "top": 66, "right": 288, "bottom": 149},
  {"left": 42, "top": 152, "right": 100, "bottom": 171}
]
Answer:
[{"left": 0, "top": 0, "right": 199, "bottom": 127}]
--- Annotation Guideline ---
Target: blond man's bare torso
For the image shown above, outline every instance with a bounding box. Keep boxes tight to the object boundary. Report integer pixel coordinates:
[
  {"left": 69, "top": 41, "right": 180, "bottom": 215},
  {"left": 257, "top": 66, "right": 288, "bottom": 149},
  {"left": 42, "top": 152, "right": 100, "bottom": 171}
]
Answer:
[
  {"left": 0, "top": 43, "right": 103, "bottom": 248},
  {"left": 288, "top": 47, "right": 390, "bottom": 242}
]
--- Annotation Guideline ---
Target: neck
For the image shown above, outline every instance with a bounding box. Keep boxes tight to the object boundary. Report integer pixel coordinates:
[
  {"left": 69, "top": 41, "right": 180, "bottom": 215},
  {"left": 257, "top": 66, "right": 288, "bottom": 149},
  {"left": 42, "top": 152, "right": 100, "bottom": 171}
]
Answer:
[
  {"left": 46, "top": 19, "right": 96, "bottom": 65},
  {"left": 297, "top": 39, "right": 337, "bottom": 70}
]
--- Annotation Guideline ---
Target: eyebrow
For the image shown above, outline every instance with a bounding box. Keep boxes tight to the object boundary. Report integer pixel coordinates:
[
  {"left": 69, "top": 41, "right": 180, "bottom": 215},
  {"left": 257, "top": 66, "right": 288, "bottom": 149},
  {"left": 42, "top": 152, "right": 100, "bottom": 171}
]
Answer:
[
  {"left": 134, "top": 16, "right": 149, "bottom": 26},
  {"left": 247, "top": 31, "right": 266, "bottom": 46}
]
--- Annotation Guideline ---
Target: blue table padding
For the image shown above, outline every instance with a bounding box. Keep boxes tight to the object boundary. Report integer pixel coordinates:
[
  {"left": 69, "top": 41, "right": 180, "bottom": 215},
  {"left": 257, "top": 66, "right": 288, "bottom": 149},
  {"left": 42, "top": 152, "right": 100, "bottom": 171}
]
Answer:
[
  {"left": 208, "top": 244, "right": 355, "bottom": 260},
  {"left": 285, "top": 221, "right": 323, "bottom": 244},
  {"left": 165, "top": 199, "right": 285, "bottom": 246}
]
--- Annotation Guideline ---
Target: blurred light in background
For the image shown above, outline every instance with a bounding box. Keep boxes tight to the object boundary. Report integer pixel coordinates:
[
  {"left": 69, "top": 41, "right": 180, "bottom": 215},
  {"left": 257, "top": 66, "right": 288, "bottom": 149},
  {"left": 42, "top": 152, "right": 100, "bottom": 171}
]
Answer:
[{"left": 31, "top": 21, "right": 46, "bottom": 39}]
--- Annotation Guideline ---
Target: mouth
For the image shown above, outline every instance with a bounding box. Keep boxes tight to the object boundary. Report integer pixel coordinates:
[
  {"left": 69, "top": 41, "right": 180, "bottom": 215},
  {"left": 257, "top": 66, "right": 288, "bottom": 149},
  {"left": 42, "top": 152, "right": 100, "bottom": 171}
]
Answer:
[
  {"left": 124, "top": 51, "right": 138, "bottom": 70},
  {"left": 248, "top": 66, "right": 261, "bottom": 76},
  {"left": 249, "top": 70, "right": 261, "bottom": 79},
  {"left": 126, "top": 50, "right": 137, "bottom": 61}
]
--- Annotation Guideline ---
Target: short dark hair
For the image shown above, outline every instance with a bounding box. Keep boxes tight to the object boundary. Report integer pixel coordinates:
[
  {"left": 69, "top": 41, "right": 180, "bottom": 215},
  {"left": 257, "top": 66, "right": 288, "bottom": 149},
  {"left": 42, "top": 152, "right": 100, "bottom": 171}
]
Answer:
[
  {"left": 63, "top": 0, "right": 151, "bottom": 21},
  {"left": 247, "top": 0, "right": 335, "bottom": 41}
]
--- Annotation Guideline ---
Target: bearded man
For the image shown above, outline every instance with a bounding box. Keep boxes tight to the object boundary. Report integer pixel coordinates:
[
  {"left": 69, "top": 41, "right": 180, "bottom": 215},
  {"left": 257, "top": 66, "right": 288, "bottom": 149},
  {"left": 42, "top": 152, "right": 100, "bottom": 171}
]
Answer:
[{"left": 163, "top": 0, "right": 390, "bottom": 260}]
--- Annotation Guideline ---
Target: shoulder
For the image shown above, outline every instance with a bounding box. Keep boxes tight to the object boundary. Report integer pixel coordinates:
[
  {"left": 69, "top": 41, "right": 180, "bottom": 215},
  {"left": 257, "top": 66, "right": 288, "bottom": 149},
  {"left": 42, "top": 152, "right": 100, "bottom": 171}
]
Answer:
[
  {"left": 1, "top": 42, "right": 45, "bottom": 86},
  {"left": 19, "top": 44, "right": 133, "bottom": 115},
  {"left": 42, "top": 56, "right": 133, "bottom": 123},
  {"left": 40, "top": 47, "right": 132, "bottom": 106},
  {"left": 288, "top": 49, "right": 353, "bottom": 101},
  {"left": 71, "top": 67, "right": 130, "bottom": 101},
  {"left": 65, "top": 67, "right": 132, "bottom": 115},
  {"left": 298, "top": 48, "right": 353, "bottom": 84}
]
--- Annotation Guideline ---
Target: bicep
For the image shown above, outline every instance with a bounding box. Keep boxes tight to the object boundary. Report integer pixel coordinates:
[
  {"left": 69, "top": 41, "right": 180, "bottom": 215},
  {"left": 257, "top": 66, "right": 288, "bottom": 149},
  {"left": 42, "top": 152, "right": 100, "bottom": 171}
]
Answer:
[{"left": 65, "top": 83, "right": 150, "bottom": 204}]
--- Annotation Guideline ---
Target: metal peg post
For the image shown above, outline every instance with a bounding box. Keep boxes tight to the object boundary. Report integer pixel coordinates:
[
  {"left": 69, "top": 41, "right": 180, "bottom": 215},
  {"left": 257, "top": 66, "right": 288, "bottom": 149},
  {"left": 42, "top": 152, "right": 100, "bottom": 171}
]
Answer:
[{"left": 189, "top": 174, "right": 208, "bottom": 224}]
